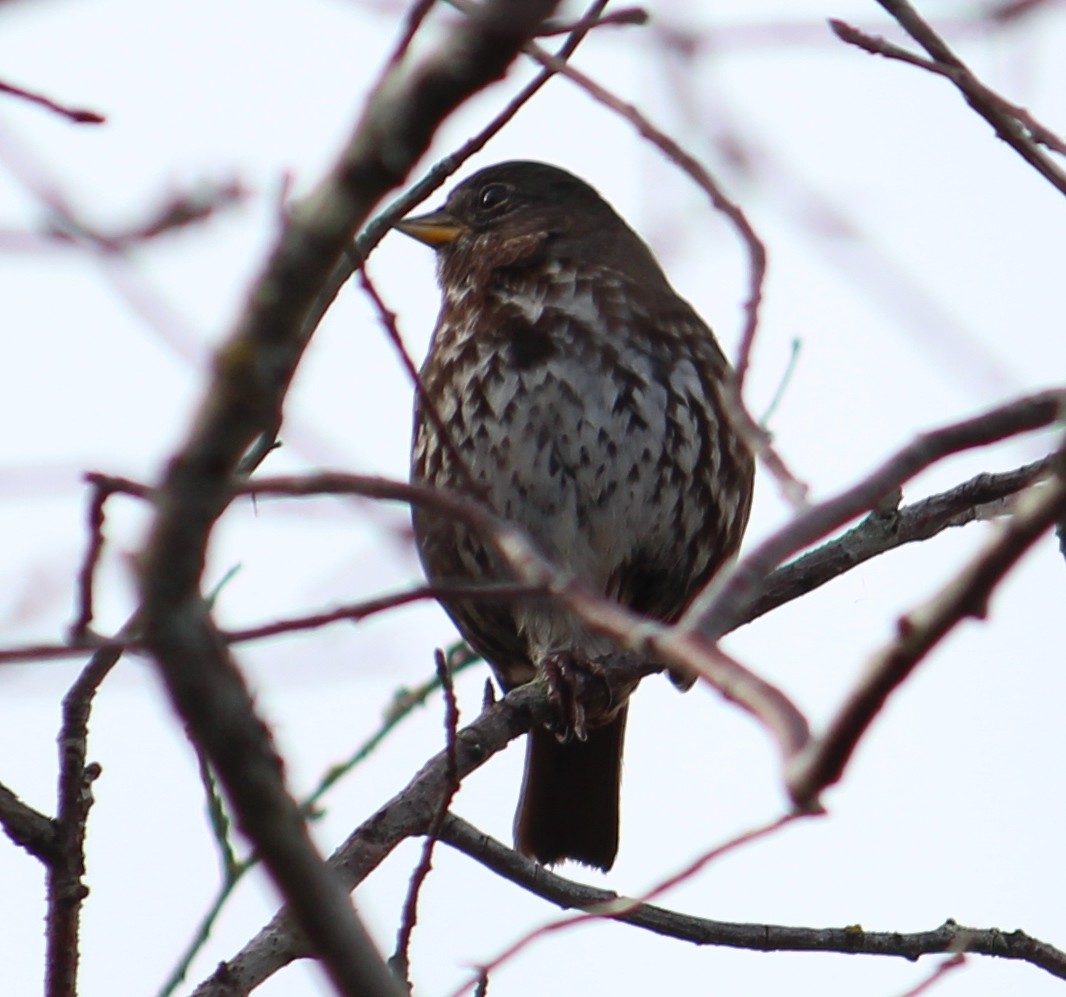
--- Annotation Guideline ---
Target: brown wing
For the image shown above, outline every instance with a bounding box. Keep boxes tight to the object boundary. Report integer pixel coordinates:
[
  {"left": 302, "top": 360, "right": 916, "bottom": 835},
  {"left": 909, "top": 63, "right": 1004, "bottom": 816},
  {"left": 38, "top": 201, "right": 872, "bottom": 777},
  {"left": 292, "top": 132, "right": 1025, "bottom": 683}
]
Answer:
[{"left": 410, "top": 497, "right": 536, "bottom": 690}]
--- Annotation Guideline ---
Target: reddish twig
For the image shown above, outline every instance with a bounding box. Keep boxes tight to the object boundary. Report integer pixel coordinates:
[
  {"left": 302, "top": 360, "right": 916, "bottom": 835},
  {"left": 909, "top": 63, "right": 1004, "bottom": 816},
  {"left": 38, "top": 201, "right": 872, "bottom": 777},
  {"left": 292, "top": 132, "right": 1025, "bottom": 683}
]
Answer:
[
  {"left": 830, "top": 18, "right": 1066, "bottom": 159},
  {"left": 223, "top": 581, "right": 544, "bottom": 644},
  {"left": 894, "top": 954, "right": 967, "bottom": 997},
  {"left": 446, "top": 812, "right": 800, "bottom": 997},
  {"left": 831, "top": 2, "right": 1066, "bottom": 193},
  {"left": 508, "top": 32, "right": 813, "bottom": 507},
  {"left": 0, "top": 78, "right": 104, "bottom": 124},
  {"left": 987, "top": 0, "right": 1060, "bottom": 22},
  {"left": 538, "top": 6, "right": 647, "bottom": 34}
]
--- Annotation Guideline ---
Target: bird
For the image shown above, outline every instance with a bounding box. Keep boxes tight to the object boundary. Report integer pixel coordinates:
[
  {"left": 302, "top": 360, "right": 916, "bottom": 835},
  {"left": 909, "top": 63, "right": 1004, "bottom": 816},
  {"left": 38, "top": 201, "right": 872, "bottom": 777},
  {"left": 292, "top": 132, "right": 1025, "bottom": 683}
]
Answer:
[{"left": 397, "top": 161, "right": 754, "bottom": 871}]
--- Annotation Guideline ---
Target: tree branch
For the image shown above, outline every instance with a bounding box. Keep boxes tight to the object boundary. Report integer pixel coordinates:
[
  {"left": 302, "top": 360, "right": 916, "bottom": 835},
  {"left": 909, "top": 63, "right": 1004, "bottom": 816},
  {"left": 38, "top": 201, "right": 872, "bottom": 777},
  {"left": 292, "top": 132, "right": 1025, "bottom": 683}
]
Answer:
[
  {"left": 0, "top": 781, "right": 58, "bottom": 864},
  {"left": 135, "top": 3, "right": 560, "bottom": 995},
  {"left": 831, "top": 2, "right": 1066, "bottom": 195},
  {"left": 685, "top": 389, "right": 1065, "bottom": 640},
  {"left": 45, "top": 644, "right": 122, "bottom": 997},
  {"left": 2, "top": 454, "right": 1053, "bottom": 667},
  {"left": 439, "top": 813, "right": 1066, "bottom": 981},
  {"left": 191, "top": 678, "right": 560, "bottom": 995}
]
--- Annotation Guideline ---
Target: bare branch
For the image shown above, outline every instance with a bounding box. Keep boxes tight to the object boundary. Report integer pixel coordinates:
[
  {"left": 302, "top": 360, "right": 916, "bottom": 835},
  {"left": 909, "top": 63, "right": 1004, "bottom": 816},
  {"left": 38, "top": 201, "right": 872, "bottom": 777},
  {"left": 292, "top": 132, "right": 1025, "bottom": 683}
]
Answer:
[
  {"left": 744, "top": 456, "right": 1057, "bottom": 624},
  {"left": 0, "top": 78, "right": 104, "bottom": 124},
  {"left": 0, "top": 452, "right": 1056, "bottom": 666},
  {"left": 685, "top": 389, "right": 1066, "bottom": 640},
  {"left": 789, "top": 468, "right": 1066, "bottom": 807},
  {"left": 222, "top": 581, "right": 545, "bottom": 644},
  {"left": 439, "top": 814, "right": 1066, "bottom": 980},
  {"left": 496, "top": 22, "right": 816, "bottom": 508},
  {"left": 46, "top": 644, "right": 123, "bottom": 997},
  {"left": 538, "top": 6, "right": 648, "bottom": 34},
  {"left": 310, "top": 0, "right": 618, "bottom": 360},
  {"left": 237, "top": 472, "right": 812, "bottom": 765},
  {"left": 894, "top": 954, "right": 967, "bottom": 997},
  {"left": 0, "top": 781, "right": 58, "bottom": 864},
  {"left": 191, "top": 677, "right": 559, "bottom": 995},
  {"left": 445, "top": 813, "right": 800, "bottom": 996},
  {"left": 832, "top": 2, "right": 1066, "bottom": 193}
]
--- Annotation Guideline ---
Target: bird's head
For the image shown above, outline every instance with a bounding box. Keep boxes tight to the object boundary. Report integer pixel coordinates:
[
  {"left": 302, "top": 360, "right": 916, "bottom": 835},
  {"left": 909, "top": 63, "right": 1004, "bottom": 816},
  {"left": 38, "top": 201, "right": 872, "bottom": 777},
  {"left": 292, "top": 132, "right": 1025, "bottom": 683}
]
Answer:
[{"left": 395, "top": 161, "right": 665, "bottom": 290}]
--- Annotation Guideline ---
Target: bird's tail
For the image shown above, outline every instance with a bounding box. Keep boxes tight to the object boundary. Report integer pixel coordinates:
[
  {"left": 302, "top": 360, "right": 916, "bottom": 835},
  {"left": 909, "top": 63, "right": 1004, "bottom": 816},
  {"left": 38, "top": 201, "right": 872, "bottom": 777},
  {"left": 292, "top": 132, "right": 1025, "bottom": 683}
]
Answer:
[{"left": 513, "top": 707, "right": 627, "bottom": 872}]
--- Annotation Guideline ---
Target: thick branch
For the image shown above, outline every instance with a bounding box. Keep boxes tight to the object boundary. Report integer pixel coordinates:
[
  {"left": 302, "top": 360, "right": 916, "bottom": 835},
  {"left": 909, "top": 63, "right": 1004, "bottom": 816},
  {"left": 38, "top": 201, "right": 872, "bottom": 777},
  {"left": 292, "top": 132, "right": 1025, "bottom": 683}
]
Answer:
[
  {"left": 191, "top": 678, "right": 562, "bottom": 995},
  {"left": 743, "top": 456, "right": 1056, "bottom": 624},
  {"left": 439, "top": 814, "right": 1066, "bottom": 979},
  {"left": 136, "top": 3, "right": 559, "bottom": 995},
  {"left": 685, "top": 389, "right": 1065, "bottom": 639}
]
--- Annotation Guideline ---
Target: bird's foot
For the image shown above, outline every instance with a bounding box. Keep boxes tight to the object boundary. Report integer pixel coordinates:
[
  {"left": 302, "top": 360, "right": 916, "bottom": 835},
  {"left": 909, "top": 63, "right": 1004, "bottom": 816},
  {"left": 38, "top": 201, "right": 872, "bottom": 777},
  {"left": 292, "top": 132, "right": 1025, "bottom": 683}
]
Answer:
[{"left": 541, "top": 651, "right": 610, "bottom": 744}]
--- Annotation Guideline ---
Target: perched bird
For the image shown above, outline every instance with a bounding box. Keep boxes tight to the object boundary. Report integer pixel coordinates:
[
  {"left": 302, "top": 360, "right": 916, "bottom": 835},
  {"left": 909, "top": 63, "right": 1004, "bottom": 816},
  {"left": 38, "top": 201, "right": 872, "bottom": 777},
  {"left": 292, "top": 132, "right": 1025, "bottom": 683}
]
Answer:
[{"left": 398, "top": 161, "right": 754, "bottom": 871}]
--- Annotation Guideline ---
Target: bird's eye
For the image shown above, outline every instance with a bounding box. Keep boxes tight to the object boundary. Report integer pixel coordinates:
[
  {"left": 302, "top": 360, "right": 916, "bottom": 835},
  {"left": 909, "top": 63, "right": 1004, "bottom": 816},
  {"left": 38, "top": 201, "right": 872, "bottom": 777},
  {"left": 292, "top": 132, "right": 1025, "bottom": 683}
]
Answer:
[{"left": 478, "top": 182, "right": 511, "bottom": 212}]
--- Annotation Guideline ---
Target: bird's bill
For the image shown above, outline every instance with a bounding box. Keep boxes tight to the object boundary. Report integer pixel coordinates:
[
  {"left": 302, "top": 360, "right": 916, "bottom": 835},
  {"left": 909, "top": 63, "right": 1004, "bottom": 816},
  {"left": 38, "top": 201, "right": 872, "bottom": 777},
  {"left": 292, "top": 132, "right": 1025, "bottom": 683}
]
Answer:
[{"left": 394, "top": 209, "right": 466, "bottom": 247}]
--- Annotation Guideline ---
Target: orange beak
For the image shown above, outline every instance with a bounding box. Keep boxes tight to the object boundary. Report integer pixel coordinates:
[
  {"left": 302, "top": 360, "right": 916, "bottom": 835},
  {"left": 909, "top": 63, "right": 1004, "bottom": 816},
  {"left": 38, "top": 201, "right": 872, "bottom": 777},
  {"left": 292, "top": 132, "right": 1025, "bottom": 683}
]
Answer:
[{"left": 395, "top": 209, "right": 466, "bottom": 248}]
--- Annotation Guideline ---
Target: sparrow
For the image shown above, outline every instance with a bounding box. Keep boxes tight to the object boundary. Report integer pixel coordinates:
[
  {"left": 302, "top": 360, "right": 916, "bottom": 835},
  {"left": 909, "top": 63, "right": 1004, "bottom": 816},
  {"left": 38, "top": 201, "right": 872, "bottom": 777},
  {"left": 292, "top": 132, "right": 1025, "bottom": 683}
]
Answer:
[{"left": 398, "top": 161, "right": 753, "bottom": 870}]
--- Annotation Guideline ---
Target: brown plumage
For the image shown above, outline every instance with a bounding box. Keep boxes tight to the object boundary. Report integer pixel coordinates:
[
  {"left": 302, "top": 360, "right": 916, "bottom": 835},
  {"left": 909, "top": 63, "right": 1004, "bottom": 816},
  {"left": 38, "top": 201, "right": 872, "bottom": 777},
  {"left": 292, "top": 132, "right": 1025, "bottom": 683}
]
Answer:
[{"left": 398, "top": 161, "right": 754, "bottom": 871}]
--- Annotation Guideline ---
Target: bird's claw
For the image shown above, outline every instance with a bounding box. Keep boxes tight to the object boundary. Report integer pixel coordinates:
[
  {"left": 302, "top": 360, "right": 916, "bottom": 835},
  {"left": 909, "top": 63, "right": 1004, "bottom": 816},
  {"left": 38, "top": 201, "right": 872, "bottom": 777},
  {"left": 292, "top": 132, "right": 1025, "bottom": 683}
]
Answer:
[{"left": 541, "top": 651, "right": 610, "bottom": 743}]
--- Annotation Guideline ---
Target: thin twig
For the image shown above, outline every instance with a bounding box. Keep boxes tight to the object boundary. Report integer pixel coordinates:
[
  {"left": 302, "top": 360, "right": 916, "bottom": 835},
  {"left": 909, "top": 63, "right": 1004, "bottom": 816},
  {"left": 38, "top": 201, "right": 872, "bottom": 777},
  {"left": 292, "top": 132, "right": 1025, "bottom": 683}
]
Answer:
[
  {"left": 159, "top": 645, "right": 478, "bottom": 997},
  {"left": 45, "top": 643, "right": 124, "bottom": 997},
  {"left": 391, "top": 649, "right": 462, "bottom": 985},
  {"left": 68, "top": 480, "right": 109, "bottom": 641},
  {"left": 236, "top": 471, "right": 812, "bottom": 764},
  {"left": 0, "top": 78, "right": 104, "bottom": 124},
  {"left": 360, "top": 266, "right": 484, "bottom": 497},
  {"left": 222, "top": 581, "right": 543, "bottom": 644},
  {"left": 315, "top": 0, "right": 618, "bottom": 338},
  {"left": 893, "top": 954, "right": 967, "bottom": 997},
  {"left": 191, "top": 677, "right": 562, "bottom": 996},
  {"left": 759, "top": 337, "right": 801, "bottom": 426},
  {"left": 499, "top": 27, "right": 811, "bottom": 508},
  {"left": 538, "top": 6, "right": 647, "bottom": 34},
  {"left": 0, "top": 452, "right": 1057, "bottom": 668},
  {"left": 447, "top": 812, "right": 800, "bottom": 997},
  {"left": 832, "top": 2, "right": 1066, "bottom": 194}
]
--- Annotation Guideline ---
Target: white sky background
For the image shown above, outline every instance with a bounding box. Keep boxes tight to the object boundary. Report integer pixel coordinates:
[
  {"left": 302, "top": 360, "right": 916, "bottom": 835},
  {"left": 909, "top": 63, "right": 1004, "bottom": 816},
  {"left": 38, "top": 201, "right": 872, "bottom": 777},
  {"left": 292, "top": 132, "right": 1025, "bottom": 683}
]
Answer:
[{"left": 1, "top": 0, "right": 1065, "bottom": 994}]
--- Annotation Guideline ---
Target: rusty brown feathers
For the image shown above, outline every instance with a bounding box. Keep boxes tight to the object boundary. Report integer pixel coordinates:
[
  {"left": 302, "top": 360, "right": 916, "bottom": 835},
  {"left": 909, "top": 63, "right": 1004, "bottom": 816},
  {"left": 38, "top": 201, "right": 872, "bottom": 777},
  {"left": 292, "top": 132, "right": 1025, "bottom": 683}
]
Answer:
[{"left": 400, "top": 161, "right": 753, "bottom": 871}]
